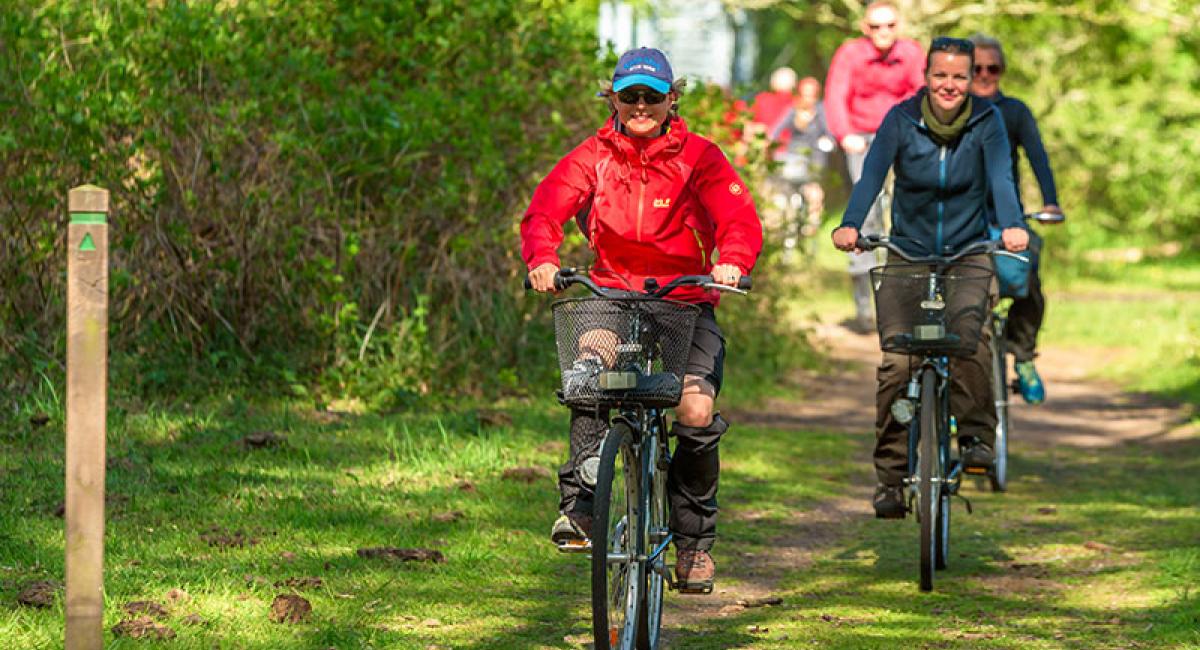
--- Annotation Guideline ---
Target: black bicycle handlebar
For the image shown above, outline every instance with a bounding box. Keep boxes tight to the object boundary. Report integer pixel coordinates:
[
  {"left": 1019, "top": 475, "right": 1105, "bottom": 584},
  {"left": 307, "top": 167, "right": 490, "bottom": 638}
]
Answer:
[
  {"left": 855, "top": 235, "right": 1028, "bottom": 265},
  {"left": 524, "top": 268, "right": 752, "bottom": 298}
]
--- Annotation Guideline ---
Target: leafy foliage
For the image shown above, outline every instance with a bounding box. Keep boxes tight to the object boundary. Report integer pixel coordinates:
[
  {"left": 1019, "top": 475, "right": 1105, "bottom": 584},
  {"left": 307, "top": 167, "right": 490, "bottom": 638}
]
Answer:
[
  {"left": 747, "top": 1, "right": 1200, "bottom": 257},
  {"left": 0, "top": 0, "right": 811, "bottom": 409},
  {"left": 0, "top": 0, "right": 605, "bottom": 405}
]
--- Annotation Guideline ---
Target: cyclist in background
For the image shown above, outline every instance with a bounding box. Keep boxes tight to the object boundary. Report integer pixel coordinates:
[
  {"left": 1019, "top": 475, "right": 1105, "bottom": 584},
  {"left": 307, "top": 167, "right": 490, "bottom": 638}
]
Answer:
[
  {"left": 825, "top": 1, "right": 926, "bottom": 333},
  {"left": 832, "top": 37, "right": 1028, "bottom": 518},
  {"left": 750, "top": 66, "right": 798, "bottom": 140},
  {"left": 521, "top": 47, "right": 763, "bottom": 591},
  {"left": 770, "top": 76, "right": 836, "bottom": 243},
  {"left": 969, "top": 33, "right": 1063, "bottom": 405}
]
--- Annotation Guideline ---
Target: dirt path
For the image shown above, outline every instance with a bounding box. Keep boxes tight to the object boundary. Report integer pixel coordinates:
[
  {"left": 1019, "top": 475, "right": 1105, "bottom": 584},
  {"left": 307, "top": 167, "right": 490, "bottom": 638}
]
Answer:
[{"left": 664, "top": 322, "right": 1195, "bottom": 633}]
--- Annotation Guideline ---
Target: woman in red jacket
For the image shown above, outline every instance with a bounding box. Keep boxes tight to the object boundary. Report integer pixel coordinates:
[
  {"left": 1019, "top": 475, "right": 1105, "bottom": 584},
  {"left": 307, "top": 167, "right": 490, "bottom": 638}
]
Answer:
[{"left": 521, "top": 47, "right": 763, "bottom": 592}]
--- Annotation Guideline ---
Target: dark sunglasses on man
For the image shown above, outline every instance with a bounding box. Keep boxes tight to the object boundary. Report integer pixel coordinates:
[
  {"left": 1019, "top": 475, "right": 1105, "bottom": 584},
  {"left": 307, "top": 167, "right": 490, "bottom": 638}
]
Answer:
[
  {"left": 616, "top": 88, "right": 668, "bottom": 105},
  {"left": 974, "top": 64, "right": 1003, "bottom": 75}
]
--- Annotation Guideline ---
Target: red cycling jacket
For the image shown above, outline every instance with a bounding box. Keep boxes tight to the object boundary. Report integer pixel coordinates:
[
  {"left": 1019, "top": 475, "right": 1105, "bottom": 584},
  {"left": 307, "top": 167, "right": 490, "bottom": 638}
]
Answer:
[{"left": 521, "top": 116, "right": 762, "bottom": 306}]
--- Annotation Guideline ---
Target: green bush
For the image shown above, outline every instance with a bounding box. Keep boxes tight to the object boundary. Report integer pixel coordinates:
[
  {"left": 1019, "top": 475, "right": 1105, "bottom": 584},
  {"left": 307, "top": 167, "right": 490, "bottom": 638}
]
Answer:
[
  {"left": 0, "top": 0, "right": 606, "bottom": 408},
  {"left": 0, "top": 1, "right": 814, "bottom": 412}
]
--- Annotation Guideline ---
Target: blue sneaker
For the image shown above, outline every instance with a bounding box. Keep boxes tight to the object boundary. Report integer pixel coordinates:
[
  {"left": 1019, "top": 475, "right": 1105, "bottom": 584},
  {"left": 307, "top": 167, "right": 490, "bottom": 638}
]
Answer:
[{"left": 1015, "top": 361, "right": 1046, "bottom": 405}]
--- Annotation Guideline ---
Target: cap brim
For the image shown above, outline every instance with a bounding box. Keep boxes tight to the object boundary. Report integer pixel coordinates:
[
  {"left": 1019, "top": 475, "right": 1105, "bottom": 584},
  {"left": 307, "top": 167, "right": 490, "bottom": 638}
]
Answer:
[{"left": 613, "top": 75, "right": 671, "bottom": 94}]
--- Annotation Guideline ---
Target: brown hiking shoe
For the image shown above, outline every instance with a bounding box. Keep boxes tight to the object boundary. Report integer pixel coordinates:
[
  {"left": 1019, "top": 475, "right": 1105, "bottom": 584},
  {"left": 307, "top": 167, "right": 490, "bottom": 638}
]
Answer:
[
  {"left": 550, "top": 513, "right": 592, "bottom": 553},
  {"left": 674, "top": 549, "right": 715, "bottom": 594}
]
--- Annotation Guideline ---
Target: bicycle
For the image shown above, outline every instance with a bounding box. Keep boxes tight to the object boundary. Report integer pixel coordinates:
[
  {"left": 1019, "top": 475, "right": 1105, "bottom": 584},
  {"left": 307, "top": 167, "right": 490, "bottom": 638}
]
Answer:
[
  {"left": 768, "top": 152, "right": 823, "bottom": 261},
  {"left": 526, "top": 268, "right": 751, "bottom": 649},
  {"left": 987, "top": 210, "right": 1065, "bottom": 492},
  {"left": 858, "top": 234, "right": 1023, "bottom": 591}
]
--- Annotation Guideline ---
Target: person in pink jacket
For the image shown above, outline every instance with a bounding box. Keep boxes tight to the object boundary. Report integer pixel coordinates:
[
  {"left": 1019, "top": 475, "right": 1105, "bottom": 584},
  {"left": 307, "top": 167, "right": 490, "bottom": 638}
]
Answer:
[{"left": 824, "top": 1, "right": 925, "bottom": 332}]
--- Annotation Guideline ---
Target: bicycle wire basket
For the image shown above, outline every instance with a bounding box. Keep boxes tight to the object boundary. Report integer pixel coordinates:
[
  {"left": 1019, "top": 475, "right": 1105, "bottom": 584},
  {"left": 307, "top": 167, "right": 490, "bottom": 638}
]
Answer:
[
  {"left": 870, "top": 262, "right": 994, "bottom": 358},
  {"left": 551, "top": 297, "right": 700, "bottom": 408}
]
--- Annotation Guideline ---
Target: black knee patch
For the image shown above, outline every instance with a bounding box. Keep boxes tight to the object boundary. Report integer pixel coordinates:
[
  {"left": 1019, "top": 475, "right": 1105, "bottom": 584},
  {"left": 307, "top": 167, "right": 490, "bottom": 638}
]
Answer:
[{"left": 671, "top": 413, "right": 728, "bottom": 455}]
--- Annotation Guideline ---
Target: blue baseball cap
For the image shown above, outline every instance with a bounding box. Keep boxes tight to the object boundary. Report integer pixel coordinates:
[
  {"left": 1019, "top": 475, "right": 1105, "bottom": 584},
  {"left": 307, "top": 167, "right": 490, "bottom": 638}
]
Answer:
[{"left": 612, "top": 47, "right": 674, "bottom": 94}]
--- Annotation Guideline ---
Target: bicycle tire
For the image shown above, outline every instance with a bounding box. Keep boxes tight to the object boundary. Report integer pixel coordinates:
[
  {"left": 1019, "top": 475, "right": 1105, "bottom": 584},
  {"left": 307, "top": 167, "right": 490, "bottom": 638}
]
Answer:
[
  {"left": 592, "top": 422, "right": 644, "bottom": 650},
  {"left": 990, "top": 317, "right": 1010, "bottom": 492},
  {"left": 635, "top": 419, "right": 669, "bottom": 649},
  {"left": 934, "top": 487, "right": 951, "bottom": 570},
  {"left": 917, "top": 366, "right": 940, "bottom": 592}
]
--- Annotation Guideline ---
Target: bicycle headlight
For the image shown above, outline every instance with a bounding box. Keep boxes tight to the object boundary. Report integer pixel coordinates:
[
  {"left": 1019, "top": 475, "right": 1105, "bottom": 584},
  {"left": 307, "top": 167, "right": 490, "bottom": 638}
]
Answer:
[{"left": 891, "top": 398, "right": 916, "bottom": 425}]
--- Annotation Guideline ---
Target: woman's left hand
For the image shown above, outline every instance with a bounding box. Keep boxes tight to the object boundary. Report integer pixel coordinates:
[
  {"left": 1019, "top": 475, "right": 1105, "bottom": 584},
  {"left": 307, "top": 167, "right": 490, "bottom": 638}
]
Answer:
[
  {"left": 711, "top": 264, "right": 742, "bottom": 287},
  {"left": 1001, "top": 227, "right": 1029, "bottom": 253}
]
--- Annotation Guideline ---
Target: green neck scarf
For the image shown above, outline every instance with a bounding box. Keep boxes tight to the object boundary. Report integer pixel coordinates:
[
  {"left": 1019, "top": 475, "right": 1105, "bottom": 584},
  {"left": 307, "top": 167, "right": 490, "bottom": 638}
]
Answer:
[{"left": 921, "top": 94, "right": 972, "bottom": 145}]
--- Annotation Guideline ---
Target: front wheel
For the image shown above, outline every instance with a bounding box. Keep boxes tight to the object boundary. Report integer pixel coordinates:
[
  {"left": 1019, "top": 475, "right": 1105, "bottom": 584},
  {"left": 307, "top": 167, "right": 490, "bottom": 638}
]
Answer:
[
  {"left": 592, "top": 423, "right": 645, "bottom": 650},
  {"left": 990, "top": 320, "right": 1010, "bottom": 492},
  {"left": 917, "top": 367, "right": 943, "bottom": 592},
  {"left": 635, "top": 424, "right": 669, "bottom": 649}
]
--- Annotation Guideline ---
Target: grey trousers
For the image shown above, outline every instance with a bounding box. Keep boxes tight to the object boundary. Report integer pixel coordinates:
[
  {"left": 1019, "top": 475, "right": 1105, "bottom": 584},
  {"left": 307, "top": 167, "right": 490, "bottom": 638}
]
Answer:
[{"left": 846, "top": 133, "right": 888, "bottom": 319}]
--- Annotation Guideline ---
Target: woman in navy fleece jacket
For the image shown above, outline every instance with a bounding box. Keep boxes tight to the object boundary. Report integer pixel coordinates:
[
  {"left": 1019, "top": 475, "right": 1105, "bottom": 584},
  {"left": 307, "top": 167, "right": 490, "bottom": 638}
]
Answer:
[{"left": 831, "top": 37, "right": 1028, "bottom": 518}]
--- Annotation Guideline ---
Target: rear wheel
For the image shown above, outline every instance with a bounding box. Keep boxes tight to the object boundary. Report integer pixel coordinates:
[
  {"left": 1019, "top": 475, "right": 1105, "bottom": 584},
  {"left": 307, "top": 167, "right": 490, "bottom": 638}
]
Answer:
[
  {"left": 917, "top": 367, "right": 942, "bottom": 592},
  {"left": 990, "top": 318, "right": 1010, "bottom": 492},
  {"left": 592, "top": 423, "right": 644, "bottom": 650}
]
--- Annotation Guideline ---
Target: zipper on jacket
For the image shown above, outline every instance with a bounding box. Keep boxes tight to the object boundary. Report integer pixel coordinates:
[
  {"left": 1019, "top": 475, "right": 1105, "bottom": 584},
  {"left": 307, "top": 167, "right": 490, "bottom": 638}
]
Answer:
[
  {"left": 690, "top": 227, "right": 707, "bottom": 267},
  {"left": 936, "top": 145, "right": 947, "bottom": 254},
  {"left": 635, "top": 178, "right": 647, "bottom": 242},
  {"left": 635, "top": 152, "right": 649, "bottom": 242}
]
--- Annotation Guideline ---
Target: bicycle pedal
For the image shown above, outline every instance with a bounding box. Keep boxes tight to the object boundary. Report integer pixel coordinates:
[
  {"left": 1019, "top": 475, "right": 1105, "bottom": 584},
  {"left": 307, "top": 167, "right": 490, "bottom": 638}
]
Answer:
[
  {"left": 556, "top": 540, "right": 592, "bottom": 554},
  {"left": 964, "top": 465, "right": 989, "bottom": 475}
]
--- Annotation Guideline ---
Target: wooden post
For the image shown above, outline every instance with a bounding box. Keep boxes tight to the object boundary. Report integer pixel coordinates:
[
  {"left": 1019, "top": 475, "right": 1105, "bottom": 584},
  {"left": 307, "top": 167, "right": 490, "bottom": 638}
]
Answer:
[{"left": 65, "top": 185, "right": 109, "bottom": 650}]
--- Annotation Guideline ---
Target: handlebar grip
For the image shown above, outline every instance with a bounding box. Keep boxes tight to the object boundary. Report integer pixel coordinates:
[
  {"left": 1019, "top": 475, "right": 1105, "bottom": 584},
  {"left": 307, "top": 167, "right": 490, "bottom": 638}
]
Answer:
[
  {"left": 523, "top": 276, "right": 533, "bottom": 291},
  {"left": 553, "top": 273, "right": 570, "bottom": 292},
  {"left": 737, "top": 275, "right": 752, "bottom": 291}
]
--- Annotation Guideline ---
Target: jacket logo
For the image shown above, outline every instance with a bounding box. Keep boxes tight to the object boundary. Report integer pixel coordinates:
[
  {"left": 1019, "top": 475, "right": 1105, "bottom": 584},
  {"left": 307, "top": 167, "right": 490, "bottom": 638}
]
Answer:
[
  {"left": 653, "top": 198, "right": 671, "bottom": 208},
  {"left": 729, "top": 182, "right": 744, "bottom": 196}
]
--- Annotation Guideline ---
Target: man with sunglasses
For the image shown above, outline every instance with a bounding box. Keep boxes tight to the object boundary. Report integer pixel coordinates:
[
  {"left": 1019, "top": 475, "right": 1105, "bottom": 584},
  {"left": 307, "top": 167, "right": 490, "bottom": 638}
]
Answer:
[
  {"left": 522, "top": 47, "right": 763, "bottom": 593},
  {"left": 826, "top": 1, "right": 926, "bottom": 333},
  {"left": 969, "top": 33, "right": 1063, "bottom": 405}
]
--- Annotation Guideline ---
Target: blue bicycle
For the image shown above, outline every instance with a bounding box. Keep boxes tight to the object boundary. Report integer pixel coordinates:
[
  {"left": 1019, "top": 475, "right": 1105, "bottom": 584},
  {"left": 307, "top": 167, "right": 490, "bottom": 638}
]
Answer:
[
  {"left": 528, "top": 269, "right": 750, "bottom": 649},
  {"left": 859, "top": 235, "right": 1025, "bottom": 591}
]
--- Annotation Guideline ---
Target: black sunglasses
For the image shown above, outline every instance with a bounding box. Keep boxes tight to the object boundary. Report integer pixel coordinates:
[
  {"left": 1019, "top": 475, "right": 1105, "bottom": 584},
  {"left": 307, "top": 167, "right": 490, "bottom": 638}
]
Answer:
[
  {"left": 929, "top": 36, "right": 975, "bottom": 54},
  {"left": 616, "top": 88, "right": 668, "bottom": 105},
  {"left": 974, "top": 64, "right": 1003, "bottom": 75}
]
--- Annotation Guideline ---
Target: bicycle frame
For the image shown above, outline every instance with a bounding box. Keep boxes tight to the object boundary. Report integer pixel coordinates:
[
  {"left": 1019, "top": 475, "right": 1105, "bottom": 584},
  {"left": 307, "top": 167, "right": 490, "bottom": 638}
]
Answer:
[{"left": 901, "top": 285, "right": 963, "bottom": 500}]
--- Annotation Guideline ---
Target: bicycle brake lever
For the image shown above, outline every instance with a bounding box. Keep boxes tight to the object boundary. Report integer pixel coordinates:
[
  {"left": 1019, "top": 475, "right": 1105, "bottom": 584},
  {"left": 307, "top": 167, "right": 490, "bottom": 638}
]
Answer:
[
  {"left": 993, "top": 250, "right": 1031, "bottom": 263},
  {"left": 702, "top": 282, "right": 749, "bottom": 295}
]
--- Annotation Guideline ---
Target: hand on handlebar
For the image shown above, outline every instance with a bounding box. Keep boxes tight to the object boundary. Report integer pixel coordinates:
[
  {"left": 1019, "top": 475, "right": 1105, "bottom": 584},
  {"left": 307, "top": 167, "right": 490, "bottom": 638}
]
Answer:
[
  {"left": 710, "top": 263, "right": 743, "bottom": 288},
  {"left": 1001, "top": 227, "right": 1029, "bottom": 253},
  {"left": 528, "top": 262, "right": 559, "bottom": 293},
  {"left": 832, "top": 226, "right": 861, "bottom": 252}
]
